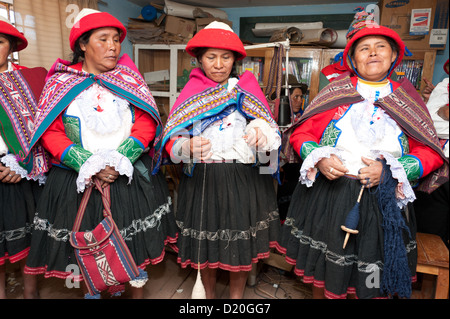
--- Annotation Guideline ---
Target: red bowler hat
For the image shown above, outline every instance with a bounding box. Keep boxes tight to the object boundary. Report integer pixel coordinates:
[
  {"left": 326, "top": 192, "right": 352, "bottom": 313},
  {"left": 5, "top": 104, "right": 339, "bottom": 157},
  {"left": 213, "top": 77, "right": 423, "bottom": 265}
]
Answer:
[
  {"left": 0, "top": 16, "right": 28, "bottom": 52},
  {"left": 343, "top": 25, "right": 405, "bottom": 78},
  {"left": 69, "top": 8, "right": 127, "bottom": 52},
  {"left": 186, "top": 21, "right": 246, "bottom": 60}
]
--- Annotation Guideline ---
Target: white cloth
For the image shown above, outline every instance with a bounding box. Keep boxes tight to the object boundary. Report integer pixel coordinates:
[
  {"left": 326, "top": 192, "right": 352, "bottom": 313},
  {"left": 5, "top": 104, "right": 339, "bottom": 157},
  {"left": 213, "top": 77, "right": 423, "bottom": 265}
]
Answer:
[
  {"left": 426, "top": 77, "right": 449, "bottom": 157},
  {"left": 66, "top": 84, "right": 135, "bottom": 192},
  {"left": 66, "top": 83, "right": 133, "bottom": 154}
]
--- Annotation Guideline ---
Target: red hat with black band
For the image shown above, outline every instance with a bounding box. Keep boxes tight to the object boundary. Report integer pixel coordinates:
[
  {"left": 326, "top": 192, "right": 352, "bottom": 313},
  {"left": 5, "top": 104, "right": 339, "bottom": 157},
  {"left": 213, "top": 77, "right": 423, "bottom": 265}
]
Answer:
[
  {"left": 343, "top": 25, "right": 405, "bottom": 80},
  {"left": 0, "top": 16, "right": 28, "bottom": 52},
  {"left": 69, "top": 8, "right": 127, "bottom": 52},
  {"left": 186, "top": 21, "right": 246, "bottom": 61}
]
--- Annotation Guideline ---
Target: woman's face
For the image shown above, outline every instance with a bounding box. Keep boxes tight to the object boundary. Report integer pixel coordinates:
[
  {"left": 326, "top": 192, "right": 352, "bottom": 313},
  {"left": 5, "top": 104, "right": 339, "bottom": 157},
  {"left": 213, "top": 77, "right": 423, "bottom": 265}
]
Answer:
[
  {"left": 351, "top": 35, "right": 397, "bottom": 82},
  {"left": 80, "top": 27, "right": 121, "bottom": 75},
  {"left": 0, "top": 34, "right": 12, "bottom": 72},
  {"left": 290, "top": 87, "right": 304, "bottom": 113},
  {"left": 199, "top": 48, "right": 235, "bottom": 85}
]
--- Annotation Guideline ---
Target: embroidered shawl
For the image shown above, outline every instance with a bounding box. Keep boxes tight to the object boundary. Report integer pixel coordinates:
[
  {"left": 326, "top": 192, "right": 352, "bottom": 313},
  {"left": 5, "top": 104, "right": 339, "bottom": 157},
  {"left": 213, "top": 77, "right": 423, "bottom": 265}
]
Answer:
[
  {"left": 155, "top": 68, "right": 279, "bottom": 172},
  {"left": 282, "top": 72, "right": 448, "bottom": 193},
  {"left": 29, "top": 54, "right": 162, "bottom": 177},
  {"left": 0, "top": 67, "right": 49, "bottom": 178}
]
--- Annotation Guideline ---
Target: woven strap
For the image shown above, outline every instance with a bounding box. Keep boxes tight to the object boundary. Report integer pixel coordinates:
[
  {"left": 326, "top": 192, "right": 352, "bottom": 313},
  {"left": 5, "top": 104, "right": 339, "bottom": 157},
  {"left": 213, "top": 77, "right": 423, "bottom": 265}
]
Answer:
[
  {"left": 72, "top": 178, "right": 112, "bottom": 232},
  {"left": 264, "top": 44, "right": 285, "bottom": 121},
  {"left": 264, "top": 45, "right": 284, "bottom": 97}
]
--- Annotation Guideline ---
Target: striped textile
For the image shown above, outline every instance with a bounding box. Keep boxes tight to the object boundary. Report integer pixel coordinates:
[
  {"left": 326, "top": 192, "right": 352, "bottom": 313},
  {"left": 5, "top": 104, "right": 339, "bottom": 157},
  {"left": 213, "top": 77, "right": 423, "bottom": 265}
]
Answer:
[
  {"left": 0, "top": 67, "right": 49, "bottom": 177},
  {"left": 29, "top": 54, "right": 162, "bottom": 178},
  {"left": 156, "top": 68, "right": 279, "bottom": 171}
]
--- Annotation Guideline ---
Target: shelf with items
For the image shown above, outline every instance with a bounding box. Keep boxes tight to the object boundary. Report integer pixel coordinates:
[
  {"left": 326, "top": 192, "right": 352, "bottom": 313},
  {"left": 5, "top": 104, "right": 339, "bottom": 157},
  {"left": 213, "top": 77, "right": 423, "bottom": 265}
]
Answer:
[
  {"left": 394, "top": 50, "right": 436, "bottom": 92},
  {"left": 238, "top": 47, "right": 272, "bottom": 88},
  {"left": 283, "top": 47, "right": 322, "bottom": 106},
  {"left": 320, "top": 48, "right": 344, "bottom": 70},
  {"left": 133, "top": 44, "right": 198, "bottom": 124},
  {"left": 242, "top": 45, "right": 322, "bottom": 107}
]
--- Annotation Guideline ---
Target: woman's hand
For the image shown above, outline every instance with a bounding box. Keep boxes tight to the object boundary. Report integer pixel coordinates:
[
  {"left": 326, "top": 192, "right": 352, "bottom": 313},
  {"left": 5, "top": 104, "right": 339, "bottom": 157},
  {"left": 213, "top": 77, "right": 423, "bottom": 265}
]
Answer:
[
  {"left": 244, "top": 127, "right": 267, "bottom": 150},
  {"left": 0, "top": 163, "right": 22, "bottom": 184},
  {"left": 95, "top": 165, "right": 119, "bottom": 188},
  {"left": 316, "top": 154, "right": 348, "bottom": 180},
  {"left": 182, "top": 136, "right": 212, "bottom": 161},
  {"left": 357, "top": 157, "right": 383, "bottom": 187}
]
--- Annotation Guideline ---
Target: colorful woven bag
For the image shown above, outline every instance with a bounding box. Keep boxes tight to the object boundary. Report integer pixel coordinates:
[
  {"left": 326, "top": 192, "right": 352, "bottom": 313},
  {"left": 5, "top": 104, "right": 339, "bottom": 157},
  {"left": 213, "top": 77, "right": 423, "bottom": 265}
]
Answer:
[{"left": 69, "top": 178, "right": 148, "bottom": 298}]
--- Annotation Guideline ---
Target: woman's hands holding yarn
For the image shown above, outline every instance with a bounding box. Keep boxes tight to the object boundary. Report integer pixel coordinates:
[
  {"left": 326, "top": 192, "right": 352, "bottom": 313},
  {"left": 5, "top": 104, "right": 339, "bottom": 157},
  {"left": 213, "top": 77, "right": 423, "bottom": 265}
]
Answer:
[
  {"left": 182, "top": 136, "right": 212, "bottom": 161},
  {"left": 244, "top": 127, "right": 267, "bottom": 150},
  {"left": 357, "top": 157, "right": 382, "bottom": 188}
]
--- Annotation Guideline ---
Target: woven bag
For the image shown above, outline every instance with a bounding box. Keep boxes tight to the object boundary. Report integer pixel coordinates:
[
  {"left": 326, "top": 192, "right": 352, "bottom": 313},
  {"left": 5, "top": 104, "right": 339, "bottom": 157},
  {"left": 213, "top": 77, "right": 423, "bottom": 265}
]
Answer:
[{"left": 69, "top": 178, "right": 147, "bottom": 298}]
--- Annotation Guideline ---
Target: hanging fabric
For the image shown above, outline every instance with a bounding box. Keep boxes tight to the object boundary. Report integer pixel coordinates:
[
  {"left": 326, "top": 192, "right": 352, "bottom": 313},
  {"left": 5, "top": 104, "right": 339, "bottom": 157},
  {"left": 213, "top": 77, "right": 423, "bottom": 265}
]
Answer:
[{"left": 264, "top": 44, "right": 285, "bottom": 122}]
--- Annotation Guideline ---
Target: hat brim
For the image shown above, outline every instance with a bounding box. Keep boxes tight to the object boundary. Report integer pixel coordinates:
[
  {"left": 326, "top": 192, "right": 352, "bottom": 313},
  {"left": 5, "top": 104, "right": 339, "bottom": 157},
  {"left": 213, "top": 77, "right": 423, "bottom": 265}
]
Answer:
[
  {"left": 69, "top": 12, "right": 127, "bottom": 51},
  {"left": 185, "top": 28, "right": 246, "bottom": 60},
  {"left": 0, "top": 21, "right": 28, "bottom": 52}
]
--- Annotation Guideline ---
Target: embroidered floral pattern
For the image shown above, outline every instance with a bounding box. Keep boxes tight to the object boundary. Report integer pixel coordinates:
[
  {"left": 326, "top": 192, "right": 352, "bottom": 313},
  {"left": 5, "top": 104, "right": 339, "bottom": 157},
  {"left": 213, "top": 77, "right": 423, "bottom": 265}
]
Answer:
[
  {"left": 300, "top": 141, "right": 319, "bottom": 160},
  {"left": 62, "top": 116, "right": 81, "bottom": 145},
  {"left": 398, "top": 132, "right": 409, "bottom": 155},
  {"left": 398, "top": 155, "right": 421, "bottom": 181},
  {"left": 117, "top": 138, "right": 144, "bottom": 164},
  {"left": 320, "top": 121, "right": 341, "bottom": 147},
  {"left": 62, "top": 145, "right": 93, "bottom": 172}
]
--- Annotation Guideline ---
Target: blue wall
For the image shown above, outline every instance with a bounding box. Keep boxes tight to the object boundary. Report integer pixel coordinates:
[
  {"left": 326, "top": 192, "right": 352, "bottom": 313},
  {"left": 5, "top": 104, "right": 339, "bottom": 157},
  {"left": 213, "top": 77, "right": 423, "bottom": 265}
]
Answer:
[
  {"left": 98, "top": 0, "right": 142, "bottom": 59},
  {"left": 100, "top": 1, "right": 448, "bottom": 85}
]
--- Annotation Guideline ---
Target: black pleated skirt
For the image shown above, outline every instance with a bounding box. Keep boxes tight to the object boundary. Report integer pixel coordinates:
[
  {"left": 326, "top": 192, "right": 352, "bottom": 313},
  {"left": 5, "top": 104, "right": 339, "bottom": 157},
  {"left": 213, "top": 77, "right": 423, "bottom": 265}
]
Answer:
[
  {"left": 175, "top": 163, "right": 281, "bottom": 272},
  {"left": 277, "top": 174, "right": 417, "bottom": 299},
  {"left": 0, "top": 180, "right": 42, "bottom": 265},
  {"left": 24, "top": 154, "right": 178, "bottom": 279}
]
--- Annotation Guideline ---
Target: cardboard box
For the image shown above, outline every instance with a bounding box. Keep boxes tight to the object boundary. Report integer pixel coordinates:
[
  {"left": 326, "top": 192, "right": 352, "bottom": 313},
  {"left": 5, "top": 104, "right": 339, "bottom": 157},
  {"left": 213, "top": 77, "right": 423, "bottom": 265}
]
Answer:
[
  {"left": 195, "top": 18, "right": 233, "bottom": 32},
  {"left": 165, "top": 15, "right": 195, "bottom": 38},
  {"left": 379, "top": 0, "right": 449, "bottom": 50}
]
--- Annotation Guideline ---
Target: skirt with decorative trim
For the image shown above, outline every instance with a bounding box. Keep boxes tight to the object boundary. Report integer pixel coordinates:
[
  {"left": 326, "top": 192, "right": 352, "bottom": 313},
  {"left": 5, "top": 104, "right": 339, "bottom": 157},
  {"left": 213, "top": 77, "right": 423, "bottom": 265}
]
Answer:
[
  {"left": 0, "top": 180, "right": 42, "bottom": 265},
  {"left": 276, "top": 174, "right": 417, "bottom": 299},
  {"left": 24, "top": 154, "right": 178, "bottom": 279},
  {"left": 175, "top": 163, "right": 281, "bottom": 272}
]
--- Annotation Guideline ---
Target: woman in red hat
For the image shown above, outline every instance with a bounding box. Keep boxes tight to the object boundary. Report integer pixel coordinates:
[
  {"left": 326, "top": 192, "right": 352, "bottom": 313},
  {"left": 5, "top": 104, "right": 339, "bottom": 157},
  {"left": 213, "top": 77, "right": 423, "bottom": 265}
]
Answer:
[
  {"left": 158, "top": 21, "right": 281, "bottom": 299},
  {"left": 0, "top": 16, "right": 48, "bottom": 298},
  {"left": 23, "top": 9, "right": 177, "bottom": 299},
  {"left": 277, "top": 25, "right": 447, "bottom": 299}
]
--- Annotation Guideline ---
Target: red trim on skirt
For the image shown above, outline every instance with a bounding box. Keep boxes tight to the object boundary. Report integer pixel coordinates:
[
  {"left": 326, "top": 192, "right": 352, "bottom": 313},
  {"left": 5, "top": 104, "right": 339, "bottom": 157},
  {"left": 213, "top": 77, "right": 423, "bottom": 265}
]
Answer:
[
  {"left": 177, "top": 241, "right": 278, "bottom": 272},
  {"left": 0, "top": 247, "right": 30, "bottom": 265},
  {"left": 23, "top": 235, "right": 178, "bottom": 279},
  {"left": 283, "top": 251, "right": 416, "bottom": 299}
]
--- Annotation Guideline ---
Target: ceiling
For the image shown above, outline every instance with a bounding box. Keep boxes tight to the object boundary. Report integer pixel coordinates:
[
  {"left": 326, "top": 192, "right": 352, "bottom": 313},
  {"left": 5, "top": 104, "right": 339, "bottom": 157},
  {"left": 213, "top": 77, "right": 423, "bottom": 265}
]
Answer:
[{"left": 127, "top": 0, "right": 375, "bottom": 9}]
